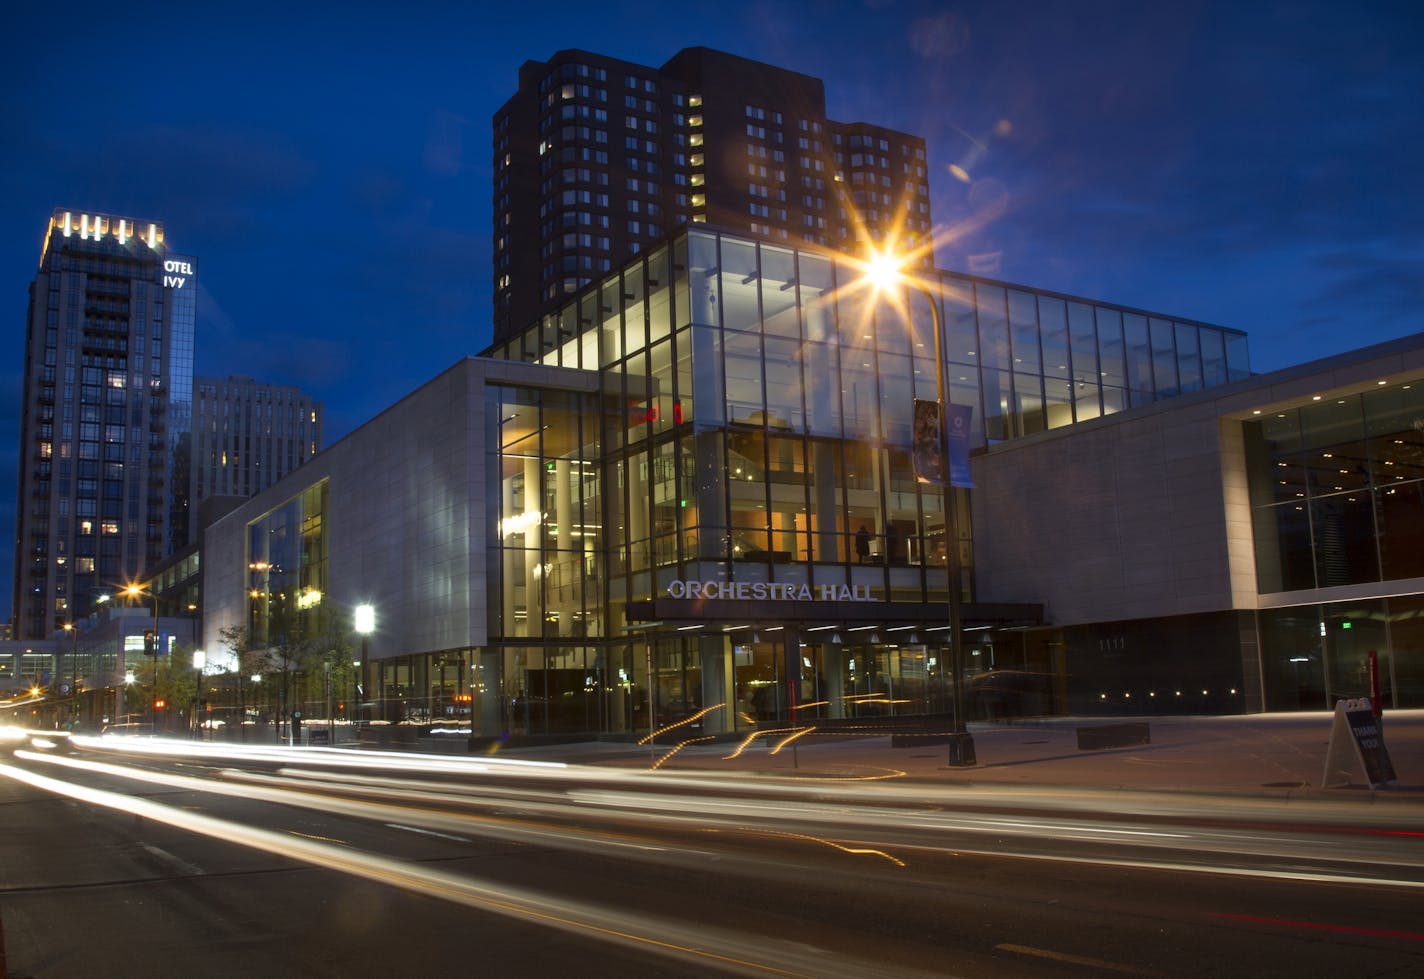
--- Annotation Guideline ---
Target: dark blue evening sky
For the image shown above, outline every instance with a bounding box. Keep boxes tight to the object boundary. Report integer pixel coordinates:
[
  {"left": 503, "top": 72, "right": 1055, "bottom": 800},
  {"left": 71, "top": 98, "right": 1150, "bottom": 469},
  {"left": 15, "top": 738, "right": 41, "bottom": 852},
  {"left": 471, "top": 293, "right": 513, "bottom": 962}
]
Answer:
[{"left": 3, "top": 0, "right": 1421, "bottom": 624}]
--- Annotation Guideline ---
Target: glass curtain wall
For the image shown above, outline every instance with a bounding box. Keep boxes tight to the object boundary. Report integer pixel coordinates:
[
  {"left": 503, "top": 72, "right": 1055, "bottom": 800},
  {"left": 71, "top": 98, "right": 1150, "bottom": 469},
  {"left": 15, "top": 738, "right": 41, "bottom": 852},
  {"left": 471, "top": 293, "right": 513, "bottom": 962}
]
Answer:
[
  {"left": 1258, "top": 598, "right": 1422, "bottom": 710},
  {"left": 955, "top": 277, "right": 1244, "bottom": 444},
  {"left": 491, "top": 229, "right": 1253, "bottom": 734},
  {"left": 504, "top": 231, "right": 975, "bottom": 734},
  {"left": 246, "top": 480, "right": 329, "bottom": 650},
  {"left": 1246, "top": 381, "right": 1424, "bottom": 709},
  {"left": 488, "top": 383, "right": 608, "bottom": 735},
  {"left": 1246, "top": 381, "right": 1424, "bottom": 593}
]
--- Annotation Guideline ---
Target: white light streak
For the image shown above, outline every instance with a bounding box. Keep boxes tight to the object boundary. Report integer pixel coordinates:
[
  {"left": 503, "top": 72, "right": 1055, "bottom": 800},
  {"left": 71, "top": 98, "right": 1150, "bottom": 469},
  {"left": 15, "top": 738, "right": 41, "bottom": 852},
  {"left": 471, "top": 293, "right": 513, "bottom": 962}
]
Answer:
[{"left": 0, "top": 759, "right": 940, "bottom": 979}]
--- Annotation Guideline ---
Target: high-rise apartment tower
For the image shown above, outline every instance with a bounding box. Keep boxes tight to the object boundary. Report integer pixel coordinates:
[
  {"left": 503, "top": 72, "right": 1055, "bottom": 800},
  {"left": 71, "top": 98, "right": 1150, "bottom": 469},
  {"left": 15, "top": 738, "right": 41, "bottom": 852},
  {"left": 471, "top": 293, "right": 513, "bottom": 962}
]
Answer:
[
  {"left": 493, "top": 47, "right": 933, "bottom": 342},
  {"left": 12, "top": 209, "right": 196, "bottom": 638},
  {"left": 192, "top": 374, "right": 323, "bottom": 506}
]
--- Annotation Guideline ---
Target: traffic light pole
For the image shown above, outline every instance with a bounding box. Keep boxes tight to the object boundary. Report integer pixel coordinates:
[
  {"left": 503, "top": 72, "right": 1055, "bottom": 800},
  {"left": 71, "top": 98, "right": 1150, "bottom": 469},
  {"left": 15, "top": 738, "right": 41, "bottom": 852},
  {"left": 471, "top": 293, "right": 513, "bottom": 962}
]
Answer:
[{"left": 145, "top": 628, "right": 158, "bottom": 737}]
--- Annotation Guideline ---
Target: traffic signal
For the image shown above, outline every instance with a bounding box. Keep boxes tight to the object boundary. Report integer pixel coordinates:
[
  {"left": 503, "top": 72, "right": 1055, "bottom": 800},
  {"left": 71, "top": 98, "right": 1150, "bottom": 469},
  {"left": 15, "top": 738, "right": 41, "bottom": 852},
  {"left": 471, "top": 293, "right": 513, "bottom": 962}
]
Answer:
[
  {"left": 153, "top": 698, "right": 167, "bottom": 710},
  {"left": 143, "top": 630, "right": 156, "bottom": 655}
]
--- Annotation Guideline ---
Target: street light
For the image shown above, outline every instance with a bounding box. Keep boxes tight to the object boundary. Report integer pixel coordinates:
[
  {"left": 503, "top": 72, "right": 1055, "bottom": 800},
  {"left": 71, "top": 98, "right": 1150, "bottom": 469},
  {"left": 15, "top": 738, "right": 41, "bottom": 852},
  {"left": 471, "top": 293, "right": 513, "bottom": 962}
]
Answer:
[
  {"left": 121, "top": 584, "right": 160, "bottom": 736},
  {"left": 192, "top": 649, "right": 206, "bottom": 739},
  {"left": 250, "top": 674, "right": 262, "bottom": 739},
  {"left": 62, "top": 622, "right": 79, "bottom": 730},
  {"left": 354, "top": 604, "right": 374, "bottom": 738},
  {"left": 865, "top": 250, "right": 976, "bottom": 766}
]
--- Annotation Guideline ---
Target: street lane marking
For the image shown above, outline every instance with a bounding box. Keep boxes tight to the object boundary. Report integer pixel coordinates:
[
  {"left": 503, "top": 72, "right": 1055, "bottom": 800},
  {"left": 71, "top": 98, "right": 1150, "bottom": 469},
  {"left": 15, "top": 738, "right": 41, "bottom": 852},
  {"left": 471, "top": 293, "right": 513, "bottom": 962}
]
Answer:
[
  {"left": 710, "top": 828, "right": 906, "bottom": 867},
  {"left": 385, "top": 823, "right": 471, "bottom": 843},
  {"left": 138, "top": 842, "right": 204, "bottom": 877},
  {"left": 1209, "top": 912, "right": 1424, "bottom": 941},
  {"left": 890, "top": 840, "right": 1424, "bottom": 890},
  {"left": 996, "top": 943, "right": 1165, "bottom": 977},
  {"left": 290, "top": 830, "right": 351, "bottom": 846}
]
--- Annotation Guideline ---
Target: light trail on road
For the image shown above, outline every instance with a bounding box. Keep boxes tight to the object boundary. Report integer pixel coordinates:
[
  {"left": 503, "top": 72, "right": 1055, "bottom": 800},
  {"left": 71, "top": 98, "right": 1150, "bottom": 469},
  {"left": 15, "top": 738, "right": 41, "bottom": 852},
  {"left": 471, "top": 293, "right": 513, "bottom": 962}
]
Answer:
[
  {"left": 0, "top": 757, "right": 950, "bottom": 979},
  {"left": 14, "top": 743, "right": 1424, "bottom": 890},
  {"left": 5, "top": 738, "right": 1423, "bottom": 978}
]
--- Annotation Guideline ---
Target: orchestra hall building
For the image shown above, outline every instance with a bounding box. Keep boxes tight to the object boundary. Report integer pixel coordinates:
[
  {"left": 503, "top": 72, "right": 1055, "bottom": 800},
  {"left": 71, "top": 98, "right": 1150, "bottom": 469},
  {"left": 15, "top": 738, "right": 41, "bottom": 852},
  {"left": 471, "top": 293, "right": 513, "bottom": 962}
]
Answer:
[{"left": 199, "top": 227, "right": 1424, "bottom": 739}]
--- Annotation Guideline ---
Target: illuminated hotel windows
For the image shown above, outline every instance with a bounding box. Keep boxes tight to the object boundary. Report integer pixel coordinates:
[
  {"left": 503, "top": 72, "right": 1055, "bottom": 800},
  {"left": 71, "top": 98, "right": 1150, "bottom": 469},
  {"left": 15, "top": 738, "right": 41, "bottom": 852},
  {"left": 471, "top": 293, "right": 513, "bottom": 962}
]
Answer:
[{"left": 14, "top": 210, "right": 196, "bottom": 636}]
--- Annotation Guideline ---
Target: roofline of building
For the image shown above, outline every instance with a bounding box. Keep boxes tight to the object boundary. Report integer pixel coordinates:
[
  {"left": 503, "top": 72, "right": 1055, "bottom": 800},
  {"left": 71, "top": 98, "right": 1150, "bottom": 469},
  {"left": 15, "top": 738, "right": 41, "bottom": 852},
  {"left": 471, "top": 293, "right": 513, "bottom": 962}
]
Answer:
[
  {"left": 981, "top": 329, "right": 1424, "bottom": 459},
  {"left": 482, "top": 223, "right": 1245, "bottom": 362}
]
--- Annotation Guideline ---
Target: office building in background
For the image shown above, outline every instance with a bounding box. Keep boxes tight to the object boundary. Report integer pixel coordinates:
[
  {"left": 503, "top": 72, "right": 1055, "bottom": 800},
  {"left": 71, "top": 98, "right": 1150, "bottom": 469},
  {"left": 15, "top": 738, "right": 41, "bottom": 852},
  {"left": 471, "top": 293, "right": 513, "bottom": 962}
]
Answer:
[
  {"left": 493, "top": 47, "right": 932, "bottom": 341},
  {"left": 192, "top": 374, "right": 323, "bottom": 522}
]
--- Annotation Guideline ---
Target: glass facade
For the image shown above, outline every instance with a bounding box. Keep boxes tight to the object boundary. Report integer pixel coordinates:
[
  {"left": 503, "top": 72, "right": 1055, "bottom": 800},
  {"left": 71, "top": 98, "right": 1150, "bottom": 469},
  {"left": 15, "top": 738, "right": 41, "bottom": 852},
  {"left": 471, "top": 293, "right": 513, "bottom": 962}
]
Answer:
[
  {"left": 487, "top": 383, "right": 617, "bottom": 734},
  {"left": 1246, "top": 381, "right": 1424, "bottom": 709},
  {"left": 1257, "top": 598, "right": 1423, "bottom": 711},
  {"left": 1246, "top": 382, "right": 1424, "bottom": 592},
  {"left": 212, "top": 228, "right": 1420, "bottom": 730},
  {"left": 478, "top": 229, "right": 1251, "bottom": 735},
  {"left": 166, "top": 252, "right": 198, "bottom": 553},
  {"left": 503, "top": 230, "right": 1250, "bottom": 450},
  {"left": 246, "top": 481, "right": 329, "bottom": 649}
]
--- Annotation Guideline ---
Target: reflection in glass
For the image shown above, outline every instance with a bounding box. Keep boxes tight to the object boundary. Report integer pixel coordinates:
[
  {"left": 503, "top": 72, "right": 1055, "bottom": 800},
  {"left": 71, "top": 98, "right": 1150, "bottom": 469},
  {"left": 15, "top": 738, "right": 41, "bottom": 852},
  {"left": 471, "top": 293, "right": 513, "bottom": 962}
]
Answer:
[
  {"left": 975, "top": 284, "right": 1009, "bottom": 373},
  {"left": 1243, "top": 383, "right": 1411, "bottom": 593},
  {"left": 1174, "top": 322, "right": 1202, "bottom": 394},
  {"left": 1149, "top": 317, "right": 1178, "bottom": 397},
  {"left": 1007, "top": 290, "right": 1041, "bottom": 374}
]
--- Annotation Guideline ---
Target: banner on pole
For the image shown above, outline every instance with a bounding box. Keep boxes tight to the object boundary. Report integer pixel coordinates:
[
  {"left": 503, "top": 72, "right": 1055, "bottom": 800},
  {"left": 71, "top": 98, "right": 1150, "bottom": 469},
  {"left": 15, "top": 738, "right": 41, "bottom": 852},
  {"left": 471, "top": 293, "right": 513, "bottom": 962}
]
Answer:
[
  {"left": 912, "top": 399, "right": 945, "bottom": 484},
  {"left": 945, "top": 403, "right": 975, "bottom": 489}
]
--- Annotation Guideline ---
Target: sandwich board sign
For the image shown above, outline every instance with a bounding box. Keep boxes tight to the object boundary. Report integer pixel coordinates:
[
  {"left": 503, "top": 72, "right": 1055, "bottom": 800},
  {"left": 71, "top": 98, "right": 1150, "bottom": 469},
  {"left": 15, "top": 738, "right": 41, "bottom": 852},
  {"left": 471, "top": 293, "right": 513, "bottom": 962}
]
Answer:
[{"left": 1321, "top": 697, "right": 1396, "bottom": 789}]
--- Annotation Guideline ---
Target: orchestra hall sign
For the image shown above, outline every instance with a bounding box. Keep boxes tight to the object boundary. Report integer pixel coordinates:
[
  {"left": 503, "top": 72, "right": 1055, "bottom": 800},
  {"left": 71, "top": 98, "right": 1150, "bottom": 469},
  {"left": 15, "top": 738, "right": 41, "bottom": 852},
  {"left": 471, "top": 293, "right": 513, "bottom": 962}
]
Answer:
[{"left": 666, "top": 580, "right": 877, "bottom": 602}]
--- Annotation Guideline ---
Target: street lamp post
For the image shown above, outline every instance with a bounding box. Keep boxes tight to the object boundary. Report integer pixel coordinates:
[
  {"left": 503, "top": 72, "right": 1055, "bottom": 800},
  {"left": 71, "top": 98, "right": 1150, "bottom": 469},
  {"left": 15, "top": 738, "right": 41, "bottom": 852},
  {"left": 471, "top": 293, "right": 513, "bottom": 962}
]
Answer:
[
  {"left": 351, "top": 660, "right": 362, "bottom": 739},
  {"left": 866, "top": 253, "right": 976, "bottom": 766},
  {"left": 192, "top": 649, "right": 206, "bottom": 739},
  {"left": 62, "top": 622, "right": 79, "bottom": 729},
  {"left": 251, "top": 674, "right": 263, "bottom": 740},
  {"left": 123, "top": 670, "right": 135, "bottom": 730},
  {"left": 355, "top": 605, "right": 374, "bottom": 743},
  {"left": 121, "top": 584, "right": 160, "bottom": 736}
]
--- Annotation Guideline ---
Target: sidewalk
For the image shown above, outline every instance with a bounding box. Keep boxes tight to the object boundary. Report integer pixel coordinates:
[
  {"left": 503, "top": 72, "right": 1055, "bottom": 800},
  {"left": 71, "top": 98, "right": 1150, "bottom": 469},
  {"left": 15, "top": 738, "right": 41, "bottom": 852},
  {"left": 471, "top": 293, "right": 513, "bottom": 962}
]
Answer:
[{"left": 493, "top": 710, "right": 1424, "bottom": 801}]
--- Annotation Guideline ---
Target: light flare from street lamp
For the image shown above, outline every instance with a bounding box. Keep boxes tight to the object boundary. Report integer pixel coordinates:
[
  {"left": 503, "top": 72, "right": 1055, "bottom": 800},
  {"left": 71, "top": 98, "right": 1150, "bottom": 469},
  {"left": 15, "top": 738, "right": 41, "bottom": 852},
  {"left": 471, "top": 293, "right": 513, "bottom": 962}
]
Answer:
[{"left": 864, "top": 249, "right": 904, "bottom": 291}]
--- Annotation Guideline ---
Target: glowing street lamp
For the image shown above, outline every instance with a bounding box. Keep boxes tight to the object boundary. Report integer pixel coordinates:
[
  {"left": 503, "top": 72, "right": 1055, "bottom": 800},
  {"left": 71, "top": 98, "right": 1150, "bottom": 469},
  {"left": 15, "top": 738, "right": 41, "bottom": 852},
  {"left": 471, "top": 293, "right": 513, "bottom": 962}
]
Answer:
[
  {"left": 122, "top": 583, "right": 160, "bottom": 736},
  {"left": 354, "top": 605, "right": 374, "bottom": 732},
  {"left": 864, "top": 248, "right": 976, "bottom": 766},
  {"left": 62, "top": 622, "right": 79, "bottom": 728},
  {"left": 192, "top": 649, "right": 206, "bottom": 739}
]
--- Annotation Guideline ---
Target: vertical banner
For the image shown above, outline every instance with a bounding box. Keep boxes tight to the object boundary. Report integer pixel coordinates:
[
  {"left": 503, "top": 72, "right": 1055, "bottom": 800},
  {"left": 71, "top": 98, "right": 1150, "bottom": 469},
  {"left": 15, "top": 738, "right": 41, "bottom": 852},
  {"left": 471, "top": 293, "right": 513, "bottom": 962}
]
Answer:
[
  {"left": 912, "top": 399, "right": 945, "bottom": 484},
  {"left": 945, "top": 402, "right": 975, "bottom": 489}
]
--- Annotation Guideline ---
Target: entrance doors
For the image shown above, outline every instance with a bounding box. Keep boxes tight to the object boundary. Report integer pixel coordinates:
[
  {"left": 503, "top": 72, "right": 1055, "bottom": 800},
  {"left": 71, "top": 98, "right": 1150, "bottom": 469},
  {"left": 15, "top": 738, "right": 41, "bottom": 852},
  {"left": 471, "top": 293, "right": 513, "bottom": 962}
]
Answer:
[{"left": 728, "top": 637, "right": 947, "bottom": 726}]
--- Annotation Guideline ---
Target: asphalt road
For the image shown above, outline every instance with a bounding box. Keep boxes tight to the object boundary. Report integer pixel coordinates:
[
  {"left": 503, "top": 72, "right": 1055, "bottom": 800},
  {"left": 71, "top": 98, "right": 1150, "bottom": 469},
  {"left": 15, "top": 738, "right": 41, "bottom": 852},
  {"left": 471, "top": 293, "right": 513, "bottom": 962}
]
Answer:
[{"left": 2, "top": 734, "right": 1421, "bottom": 978}]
